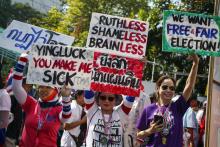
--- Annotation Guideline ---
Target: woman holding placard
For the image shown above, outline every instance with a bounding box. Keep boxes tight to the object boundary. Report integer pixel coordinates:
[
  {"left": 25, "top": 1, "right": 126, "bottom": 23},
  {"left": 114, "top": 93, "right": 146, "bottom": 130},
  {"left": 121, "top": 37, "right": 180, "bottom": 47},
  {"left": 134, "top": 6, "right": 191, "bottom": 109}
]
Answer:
[
  {"left": 83, "top": 90, "right": 135, "bottom": 146},
  {"left": 11, "top": 53, "right": 72, "bottom": 147},
  {"left": 136, "top": 54, "right": 199, "bottom": 147}
]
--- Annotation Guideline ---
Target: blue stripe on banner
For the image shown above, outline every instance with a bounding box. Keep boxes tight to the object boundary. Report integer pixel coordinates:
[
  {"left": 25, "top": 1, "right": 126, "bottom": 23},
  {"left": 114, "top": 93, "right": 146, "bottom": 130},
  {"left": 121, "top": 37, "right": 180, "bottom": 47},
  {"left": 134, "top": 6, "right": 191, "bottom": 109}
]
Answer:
[
  {"left": 63, "top": 105, "right": 71, "bottom": 112},
  {"left": 126, "top": 96, "right": 135, "bottom": 102},
  {"left": 15, "top": 63, "right": 24, "bottom": 70},
  {"left": 7, "top": 76, "right": 12, "bottom": 86},
  {"left": 14, "top": 67, "right": 23, "bottom": 73}
]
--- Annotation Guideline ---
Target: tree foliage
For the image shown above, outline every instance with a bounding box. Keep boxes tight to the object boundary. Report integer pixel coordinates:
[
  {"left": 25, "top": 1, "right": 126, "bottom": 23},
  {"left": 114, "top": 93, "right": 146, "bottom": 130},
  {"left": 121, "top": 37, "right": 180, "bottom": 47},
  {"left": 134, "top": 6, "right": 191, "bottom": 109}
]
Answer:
[
  {"left": 32, "top": 0, "right": 150, "bottom": 46},
  {"left": 0, "top": 0, "right": 44, "bottom": 28},
  {"left": 0, "top": 0, "right": 44, "bottom": 79}
]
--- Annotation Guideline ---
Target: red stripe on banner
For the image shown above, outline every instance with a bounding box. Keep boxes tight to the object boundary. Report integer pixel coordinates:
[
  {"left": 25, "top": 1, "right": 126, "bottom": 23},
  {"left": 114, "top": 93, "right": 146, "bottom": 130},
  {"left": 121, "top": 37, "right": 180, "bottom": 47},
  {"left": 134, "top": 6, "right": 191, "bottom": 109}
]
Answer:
[
  {"left": 86, "top": 102, "right": 95, "bottom": 110},
  {"left": 91, "top": 83, "right": 141, "bottom": 97},
  {"left": 13, "top": 75, "right": 23, "bottom": 80},
  {"left": 121, "top": 104, "right": 131, "bottom": 115},
  {"left": 62, "top": 113, "right": 71, "bottom": 119},
  {"left": 19, "top": 57, "right": 28, "bottom": 62}
]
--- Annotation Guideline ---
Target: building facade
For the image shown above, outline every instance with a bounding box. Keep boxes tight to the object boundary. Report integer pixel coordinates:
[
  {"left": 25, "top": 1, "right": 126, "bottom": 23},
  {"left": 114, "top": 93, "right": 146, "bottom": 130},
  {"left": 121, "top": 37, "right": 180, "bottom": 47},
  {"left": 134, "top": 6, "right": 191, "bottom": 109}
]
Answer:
[{"left": 11, "top": 0, "right": 63, "bottom": 14}]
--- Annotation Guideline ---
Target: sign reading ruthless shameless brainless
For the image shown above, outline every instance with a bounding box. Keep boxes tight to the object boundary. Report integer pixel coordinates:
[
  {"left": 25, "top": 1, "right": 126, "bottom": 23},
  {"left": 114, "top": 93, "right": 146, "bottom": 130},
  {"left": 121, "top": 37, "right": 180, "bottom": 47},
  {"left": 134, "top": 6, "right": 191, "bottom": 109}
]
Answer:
[
  {"left": 163, "top": 10, "right": 220, "bottom": 56},
  {"left": 86, "top": 13, "right": 149, "bottom": 59},
  {"left": 91, "top": 52, "right": 144, "bottom": 97},
  {"left": 0, "top": 20, "right": 75, "bottom": 53},
  {"left": 27, "top": 44, "right": 93, "bottom": 89}
]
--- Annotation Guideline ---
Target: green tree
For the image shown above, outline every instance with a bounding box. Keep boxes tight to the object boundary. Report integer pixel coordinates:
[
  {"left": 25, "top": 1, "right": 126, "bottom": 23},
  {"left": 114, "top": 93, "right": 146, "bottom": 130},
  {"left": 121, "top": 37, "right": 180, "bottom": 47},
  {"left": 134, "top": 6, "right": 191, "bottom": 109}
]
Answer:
[
  {"left": 0, "top": 0, "right": 44, "bottom": 28},
  {"left": 0, "top": 0, "right": 44, "bottom": 78},
  {"left": 32, "top": 0, "right": 150, "bottom": 46}
]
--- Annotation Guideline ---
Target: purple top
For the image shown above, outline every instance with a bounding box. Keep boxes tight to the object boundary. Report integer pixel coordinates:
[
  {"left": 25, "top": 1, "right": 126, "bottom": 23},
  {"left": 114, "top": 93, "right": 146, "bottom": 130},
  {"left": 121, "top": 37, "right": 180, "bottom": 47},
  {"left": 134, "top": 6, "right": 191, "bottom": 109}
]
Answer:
[{"left": 136, "top": 95, "right": 189, "bottom": 147}]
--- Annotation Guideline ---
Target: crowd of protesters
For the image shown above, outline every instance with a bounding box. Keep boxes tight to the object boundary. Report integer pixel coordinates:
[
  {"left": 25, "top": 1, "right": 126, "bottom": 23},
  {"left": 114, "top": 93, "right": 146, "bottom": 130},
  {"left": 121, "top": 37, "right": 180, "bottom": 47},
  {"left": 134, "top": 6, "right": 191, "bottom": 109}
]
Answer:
[{"left": 0, "top": 53, "right": 208, "bottom": 147}]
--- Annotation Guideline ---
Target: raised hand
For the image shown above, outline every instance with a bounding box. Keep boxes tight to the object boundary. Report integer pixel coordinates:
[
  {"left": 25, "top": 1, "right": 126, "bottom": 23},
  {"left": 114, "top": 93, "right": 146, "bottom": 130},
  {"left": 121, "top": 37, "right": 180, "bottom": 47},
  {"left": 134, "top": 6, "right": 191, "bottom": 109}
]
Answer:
[
  {"left": 187, "top": 54, "right": 199, "bottom": 65},
  {"left": 60, "top": 85, "right": 72, "bottom": 97}
]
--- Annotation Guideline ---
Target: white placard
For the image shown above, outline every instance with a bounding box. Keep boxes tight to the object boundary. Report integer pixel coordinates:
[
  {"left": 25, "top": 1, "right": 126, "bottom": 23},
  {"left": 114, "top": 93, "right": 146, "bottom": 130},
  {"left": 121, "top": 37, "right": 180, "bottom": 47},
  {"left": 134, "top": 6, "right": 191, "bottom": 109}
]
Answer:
[
  {"left": 0, "top": 20, "right": 75, "bottom": 53},
  {"left": 27, "top": 44, "right": 93, "bottom": 90},
  {"left": 86, "top": 13, "right": 149, "bottom": 59}
]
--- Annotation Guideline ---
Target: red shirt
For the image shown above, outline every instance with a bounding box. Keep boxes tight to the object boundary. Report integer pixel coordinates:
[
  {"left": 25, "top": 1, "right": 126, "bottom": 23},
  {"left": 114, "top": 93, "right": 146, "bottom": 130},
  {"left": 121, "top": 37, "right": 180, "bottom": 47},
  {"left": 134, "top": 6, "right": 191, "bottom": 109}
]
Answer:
[{"left": 20, "top": 96, "right": 62, "bottom": 147}]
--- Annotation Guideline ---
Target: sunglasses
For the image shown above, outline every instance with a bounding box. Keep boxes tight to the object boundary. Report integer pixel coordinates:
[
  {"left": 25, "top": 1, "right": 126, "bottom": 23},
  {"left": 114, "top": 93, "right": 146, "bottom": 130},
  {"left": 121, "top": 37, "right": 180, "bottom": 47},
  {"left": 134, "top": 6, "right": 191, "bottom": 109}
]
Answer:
[
  {"left": 161, "top": 85, "right": 175, "bottom": 91},
  {"left": 99, "top": 95, "right": 115, "bottom": 102}
]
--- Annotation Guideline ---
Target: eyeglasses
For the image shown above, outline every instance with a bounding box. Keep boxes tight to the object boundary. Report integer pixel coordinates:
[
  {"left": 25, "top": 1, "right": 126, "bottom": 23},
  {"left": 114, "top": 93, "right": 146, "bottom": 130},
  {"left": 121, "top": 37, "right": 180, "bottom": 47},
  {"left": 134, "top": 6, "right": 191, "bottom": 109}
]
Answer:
[
  {"left": 99, "top": 95, "right": 115, "bottom": 102},
  {"left": 161, "top": 85, "right": 175, "bottom": 91}
]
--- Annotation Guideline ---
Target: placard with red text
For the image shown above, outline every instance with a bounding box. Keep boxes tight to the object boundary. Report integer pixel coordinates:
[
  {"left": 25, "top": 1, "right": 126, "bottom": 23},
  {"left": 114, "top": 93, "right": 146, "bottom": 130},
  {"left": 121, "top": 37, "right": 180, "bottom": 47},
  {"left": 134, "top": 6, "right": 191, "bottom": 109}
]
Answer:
[
  {"left": 91, "top": 51, "right": 144, "bottom": 96},
  {"left": 86, "top": 13, "right": 149, "bottom": 59},
  {"left": 27, "top": 44, "right": 93, "bottom": 89}
]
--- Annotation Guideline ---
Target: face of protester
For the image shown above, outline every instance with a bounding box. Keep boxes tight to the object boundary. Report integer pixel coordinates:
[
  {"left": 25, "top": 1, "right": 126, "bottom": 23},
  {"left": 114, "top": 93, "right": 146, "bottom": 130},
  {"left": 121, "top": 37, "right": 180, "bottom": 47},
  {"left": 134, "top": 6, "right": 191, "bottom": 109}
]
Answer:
[
  {"left": 98, "top": 92, "right": 116, "bottom": 114},
  {"left": 38, "top": 86, "right": 57, "bottom": 101},
  {"left": 158, "top": 79, "right": 175, "bottom": 103},
  {"left": 76, "top": 94, "right": 85, "bottom": 107}
]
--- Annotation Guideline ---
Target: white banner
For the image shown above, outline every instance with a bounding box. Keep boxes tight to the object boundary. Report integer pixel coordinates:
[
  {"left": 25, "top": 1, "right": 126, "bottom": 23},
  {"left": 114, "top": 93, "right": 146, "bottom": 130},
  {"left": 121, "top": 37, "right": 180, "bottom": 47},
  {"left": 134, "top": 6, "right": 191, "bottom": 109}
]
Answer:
[
  {"left": 27, "top": 44, "right": 93, "bottom": 89},
  {"left": 0, "top": 20, "right": 75, "bottom": 53},
  {"left": 86, "top": 13, "right": 149, "bottom": 59}
]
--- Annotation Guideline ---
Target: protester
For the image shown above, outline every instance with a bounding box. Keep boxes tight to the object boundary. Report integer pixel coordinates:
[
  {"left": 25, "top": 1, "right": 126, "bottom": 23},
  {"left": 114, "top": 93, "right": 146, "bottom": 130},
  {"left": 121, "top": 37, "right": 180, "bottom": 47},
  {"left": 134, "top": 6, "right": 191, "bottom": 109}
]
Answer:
[
  {"left": 136, "top": 54, "right": 199, "bottom": 147},
  {"left": 0, "top": 64, "right": 11, "bottom": 147},
  {"left": 183, "top": 98, "right": 199, "bottom": 147},
  {"left": 84, "top": 90, "right": 135, "bottom": 146},
  {"left": 124, "top": 91, "right": 151, "bottom": 147},
  {"left": 4, "top": 77, "right": 33, "bottom": 147},
  {"left": 61, "top": 90, "right": 87, "bottom": 147},
  {"left": 197, "top": 100, "right": 207, "bottom": 147},
  {"left": 11, "top": 53, "right": 72, "bottom": 147}
]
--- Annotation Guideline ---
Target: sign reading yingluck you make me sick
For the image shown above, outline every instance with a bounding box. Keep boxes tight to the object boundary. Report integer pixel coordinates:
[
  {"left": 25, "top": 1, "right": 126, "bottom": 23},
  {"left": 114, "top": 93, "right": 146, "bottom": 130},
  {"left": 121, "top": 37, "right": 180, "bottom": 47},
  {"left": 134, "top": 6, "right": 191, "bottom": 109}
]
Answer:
[
  {"left": 86, "top": 13, "right": 149, "bottom": 59},
  {"left": 0, "top": 20, "right": 75, "bottom": 53},
  {"left": 163, "top": 10, "right": 220, "bottom": 56},
  {"left": 91, "top": 51, "right": 144, "bottom": 97},
  {"left": 27, "top": 44, "right": 93, "bottom": 90}
]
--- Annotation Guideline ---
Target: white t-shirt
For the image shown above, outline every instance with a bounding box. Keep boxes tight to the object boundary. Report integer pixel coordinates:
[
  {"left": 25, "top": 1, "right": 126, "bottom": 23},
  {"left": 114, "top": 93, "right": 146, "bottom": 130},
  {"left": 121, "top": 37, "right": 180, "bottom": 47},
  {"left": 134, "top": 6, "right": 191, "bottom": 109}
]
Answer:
[
  {"left": 0, "top": 89, "right": 11, "bottom": 111},
  {"left": 183, "top": 107, "right": 199, "bottom": 147},
  {"left": 68, "top": 100, "right": 83, "bottom": 136},
  {"left": 61, "top": 100, "right": 83, "bottom": 147},
  {"left": 86, "top": 103, "right": 127, "bottom": 147},
  {"left": 196, "top": 109, "right": 204, "bottom": 124}
]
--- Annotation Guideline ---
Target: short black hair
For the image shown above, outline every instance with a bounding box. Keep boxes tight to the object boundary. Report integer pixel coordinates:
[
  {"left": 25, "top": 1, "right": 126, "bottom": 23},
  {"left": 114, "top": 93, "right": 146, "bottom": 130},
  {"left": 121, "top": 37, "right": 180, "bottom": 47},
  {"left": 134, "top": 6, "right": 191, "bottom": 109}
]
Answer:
[{"left": 72, "top": 90, "right": 84, "bottom": 99}]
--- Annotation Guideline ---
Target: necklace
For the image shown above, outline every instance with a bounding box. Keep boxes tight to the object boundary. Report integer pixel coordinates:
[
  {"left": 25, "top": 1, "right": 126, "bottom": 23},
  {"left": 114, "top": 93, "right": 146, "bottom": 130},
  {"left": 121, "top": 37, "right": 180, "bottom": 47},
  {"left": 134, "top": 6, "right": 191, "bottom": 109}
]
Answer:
[
  {"left": 100, "top": 111, "right": 113, "bottom": 145},
  {"left": 156, "top": 102, "right": 173, "bottom": 145},
  {"left": 37, "top": 103, "right": 52, "bottom": 131}
]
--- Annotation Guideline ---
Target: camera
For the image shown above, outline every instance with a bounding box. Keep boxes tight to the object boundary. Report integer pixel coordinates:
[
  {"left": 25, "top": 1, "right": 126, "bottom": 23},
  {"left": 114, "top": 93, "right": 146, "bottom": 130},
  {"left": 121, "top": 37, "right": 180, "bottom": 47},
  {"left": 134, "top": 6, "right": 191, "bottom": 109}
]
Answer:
[{"left": 153, "top": 115, "right": 164, "bottom": 125}]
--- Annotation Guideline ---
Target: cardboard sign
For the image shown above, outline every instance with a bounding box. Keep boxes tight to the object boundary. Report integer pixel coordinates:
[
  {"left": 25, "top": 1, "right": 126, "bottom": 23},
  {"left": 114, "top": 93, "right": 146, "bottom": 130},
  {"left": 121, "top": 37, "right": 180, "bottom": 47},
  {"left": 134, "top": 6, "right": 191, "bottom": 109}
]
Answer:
[
  {"left": 163, "top": 10, "right": 220, "bottom": 56},
  {"left": 91, "top": 52, "right": 144, "bottom": 96},
  {"left": 26, "top": 44, "right": 93, "bottom": 89},
  {"left": 0, "top": 20, "right": 75, "bottom": 53},
  {"left": 86, "top": 13, "right": 149, "bottom": 59}
]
